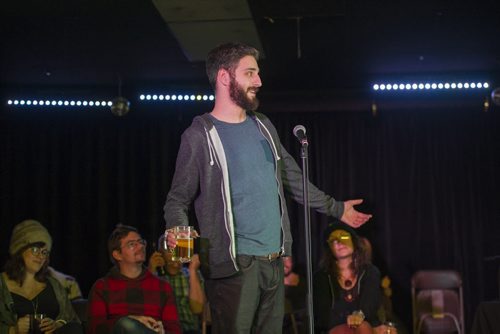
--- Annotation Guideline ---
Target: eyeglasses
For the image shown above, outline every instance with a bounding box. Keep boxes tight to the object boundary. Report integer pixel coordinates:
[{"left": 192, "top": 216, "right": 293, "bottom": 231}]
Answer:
[
  {"left": 29, "top": 246, "right": 50, "bottom": 258},
  {"left": 328, "top": 235, "right": 351, "bottom": 244},
  {"left": 121, "top": 238, "right": 147, "bottom": 250}
]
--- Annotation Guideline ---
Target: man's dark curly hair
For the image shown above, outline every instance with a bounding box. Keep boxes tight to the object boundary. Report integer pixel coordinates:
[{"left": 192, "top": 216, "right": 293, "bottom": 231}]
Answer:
[
  {"left": 206, "top": 42, "right": 259, "bottom": 91},
  {"left": 107, "top": 224, "right": 139, "bottom": 264}
]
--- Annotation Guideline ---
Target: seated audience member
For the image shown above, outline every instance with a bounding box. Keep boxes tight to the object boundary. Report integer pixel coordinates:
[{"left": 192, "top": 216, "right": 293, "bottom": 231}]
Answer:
[
  {"left": 148, "top": 235, "right": 206, "bottom": 334},
  {"left": 87, "top": 224, "right": 181, "bottom": 334},
  {"left": 0, "top": 220, "right": 83, "bottom": 334},
  {"left": 283, "top": 256, "right": 307, "bottom": 333},
  {"left": 313, "top": 221, "right": 396, "bottom": 334},
  {"left": 48, "top": 267, "right": 83, "bottom": 301},
  {"left": 284, "top": 256, "right": 306, "bottom": 311}
]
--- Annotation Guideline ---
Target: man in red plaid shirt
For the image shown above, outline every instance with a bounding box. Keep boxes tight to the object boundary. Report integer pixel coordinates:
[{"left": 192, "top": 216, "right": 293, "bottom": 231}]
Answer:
[{"left": 87, "top": 224, "right": 181, "bottom": 334}]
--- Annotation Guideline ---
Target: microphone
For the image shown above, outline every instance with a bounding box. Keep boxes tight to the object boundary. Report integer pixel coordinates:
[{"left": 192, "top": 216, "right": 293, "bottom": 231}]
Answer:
[{"left": 293, "top": 125, "right": 308, "bottom": 146}]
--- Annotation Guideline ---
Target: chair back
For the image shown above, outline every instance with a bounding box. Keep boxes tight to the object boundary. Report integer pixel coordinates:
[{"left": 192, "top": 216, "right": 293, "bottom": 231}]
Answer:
[{"left": 411, "top": 270, "right": 464, "bottom": 334}]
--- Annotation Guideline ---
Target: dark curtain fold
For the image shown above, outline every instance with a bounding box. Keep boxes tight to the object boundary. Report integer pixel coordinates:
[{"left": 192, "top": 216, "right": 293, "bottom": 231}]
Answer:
[{"left": 1, "top": 105, "right": 499, "bottom": 331}]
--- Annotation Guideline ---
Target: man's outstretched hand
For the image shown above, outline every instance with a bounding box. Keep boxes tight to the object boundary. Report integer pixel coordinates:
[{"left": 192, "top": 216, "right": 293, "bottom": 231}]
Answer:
[{"left": 340, "top": 199, "right": 372, "bottom": 228}]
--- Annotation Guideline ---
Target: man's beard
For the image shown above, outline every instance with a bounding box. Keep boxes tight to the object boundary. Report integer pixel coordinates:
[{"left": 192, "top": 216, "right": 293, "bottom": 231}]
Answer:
[{"left": 229, "top": 75, "right": 260, "bottom": 111}]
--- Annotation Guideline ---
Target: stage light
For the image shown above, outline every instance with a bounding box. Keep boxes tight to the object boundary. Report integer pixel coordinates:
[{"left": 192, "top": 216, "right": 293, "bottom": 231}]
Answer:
[
  {"left": 372, "top": 80, "right": 490, "bottom": 93},
  {"left": 5, "top": 98, "right": 113, "bottom": 109},
  {"left": 138, "top": 92, "right": 214, "bottom": 103}
]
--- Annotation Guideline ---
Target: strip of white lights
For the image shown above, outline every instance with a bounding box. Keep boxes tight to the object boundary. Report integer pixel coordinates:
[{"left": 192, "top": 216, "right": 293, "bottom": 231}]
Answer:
[
  {"left": 7, "top": 99, "right": 112, "bottom": 107},
  {"left": 139, "top": 94, "right": 215, "bottom": 101},
  {"left": 373, "top": 81, "right": 489, "bottom": 91}
]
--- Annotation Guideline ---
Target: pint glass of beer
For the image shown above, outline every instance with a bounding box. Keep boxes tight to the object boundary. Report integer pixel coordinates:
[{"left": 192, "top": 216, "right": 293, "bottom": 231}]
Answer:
[{"left": 172, "top": 226, "right": 194, "bottom": 263}]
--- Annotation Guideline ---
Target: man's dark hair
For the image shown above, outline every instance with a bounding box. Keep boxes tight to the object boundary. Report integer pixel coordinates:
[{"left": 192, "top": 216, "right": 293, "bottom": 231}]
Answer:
[
  {"left": 4, "top": 242, "right": 50, "bottom": 286},
  {"left": 108, "top": 224, "right": 139, "bottom": 264},
  {"left": 206, "top": 42, "right": 260, "bottom": 91}
]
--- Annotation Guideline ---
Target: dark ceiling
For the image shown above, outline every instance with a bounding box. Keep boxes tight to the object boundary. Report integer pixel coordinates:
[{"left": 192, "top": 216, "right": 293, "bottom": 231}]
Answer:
[{"left": 1, "top": 0, "right": 500, "bottom": 97}]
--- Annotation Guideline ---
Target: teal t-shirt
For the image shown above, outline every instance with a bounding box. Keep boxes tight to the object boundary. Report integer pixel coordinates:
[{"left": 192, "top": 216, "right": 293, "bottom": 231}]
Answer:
[{"left": 211, "top": 115, "right": 281, "bottom": 256}]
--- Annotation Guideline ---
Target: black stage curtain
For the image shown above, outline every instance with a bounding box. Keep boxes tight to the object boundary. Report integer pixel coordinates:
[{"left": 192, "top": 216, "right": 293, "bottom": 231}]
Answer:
[{"left": 1, "top": 104, "right": 499, "bottom": 331}]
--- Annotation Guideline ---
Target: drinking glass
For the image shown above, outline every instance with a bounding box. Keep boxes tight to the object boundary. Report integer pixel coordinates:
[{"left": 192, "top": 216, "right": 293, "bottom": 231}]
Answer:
[{"left": 171, "top": 226, "right": 194, "bottom": 263}]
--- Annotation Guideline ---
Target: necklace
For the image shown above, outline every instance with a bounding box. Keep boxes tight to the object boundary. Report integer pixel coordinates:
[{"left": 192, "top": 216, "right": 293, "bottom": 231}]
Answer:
[
  {"left": 338, "top": 273, "right": 354, "bottom": 288},
  {"left": 31, "top": 297, "right": 38, "bottom": 315},
  {"left": 338, "top": 273, "right": 355, "bottom": 302}
]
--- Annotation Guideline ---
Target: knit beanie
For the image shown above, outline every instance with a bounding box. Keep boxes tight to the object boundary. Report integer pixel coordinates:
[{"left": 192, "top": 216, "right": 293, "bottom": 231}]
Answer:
[
  {"left": 9, "top": 219, "right": 52, "bottom": 255},
  {"left": 323, "top": 219, "right": 360, "bottom": 248}
]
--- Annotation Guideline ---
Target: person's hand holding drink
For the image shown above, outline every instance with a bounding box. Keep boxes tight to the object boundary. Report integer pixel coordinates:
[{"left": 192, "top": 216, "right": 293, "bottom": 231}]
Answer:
[
  {"left": 347, "top": 310, "right": 365, "bottom": 328},
  {"left": 164, "top": 226, "right": 198, "bottom": 263}
]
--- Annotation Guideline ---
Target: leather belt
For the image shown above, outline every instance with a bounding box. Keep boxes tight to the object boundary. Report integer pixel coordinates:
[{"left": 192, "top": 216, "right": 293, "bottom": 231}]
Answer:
[{"left": 254, "top": 251, "right": 282, "bottom": 261}]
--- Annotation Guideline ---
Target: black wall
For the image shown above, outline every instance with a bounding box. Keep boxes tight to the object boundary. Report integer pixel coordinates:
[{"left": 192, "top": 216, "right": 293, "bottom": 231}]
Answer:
[{"left": 1, "top": 99, "right": 499, "bottom": 331}]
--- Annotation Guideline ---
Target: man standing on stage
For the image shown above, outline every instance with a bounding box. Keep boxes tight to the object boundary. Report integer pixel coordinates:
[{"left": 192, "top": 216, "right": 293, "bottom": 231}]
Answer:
[{"left": 163, "top": 42, "right": 371, "bottom": 333}]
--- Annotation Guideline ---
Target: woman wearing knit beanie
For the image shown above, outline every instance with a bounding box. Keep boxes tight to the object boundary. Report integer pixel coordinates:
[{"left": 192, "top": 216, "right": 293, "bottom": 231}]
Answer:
[{"left": 0, "top": 220, "right": 83, "bottom": 334}]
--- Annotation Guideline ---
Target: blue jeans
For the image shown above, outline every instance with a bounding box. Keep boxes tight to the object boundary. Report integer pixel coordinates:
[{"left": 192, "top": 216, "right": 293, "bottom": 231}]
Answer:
[{"left": 205, "top": 255, "right": 284, "bottom": 334}]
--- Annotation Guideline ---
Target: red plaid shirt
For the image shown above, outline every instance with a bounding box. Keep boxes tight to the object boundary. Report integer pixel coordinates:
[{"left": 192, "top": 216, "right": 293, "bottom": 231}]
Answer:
[{"left": 87, "top": 267, "right": 181, "bottom": 334}]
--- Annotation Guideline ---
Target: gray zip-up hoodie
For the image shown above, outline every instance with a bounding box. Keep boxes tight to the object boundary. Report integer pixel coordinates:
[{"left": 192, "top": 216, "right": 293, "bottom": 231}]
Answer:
[{"left": 164, "top": 111, "right": 344, "bottom": 279}]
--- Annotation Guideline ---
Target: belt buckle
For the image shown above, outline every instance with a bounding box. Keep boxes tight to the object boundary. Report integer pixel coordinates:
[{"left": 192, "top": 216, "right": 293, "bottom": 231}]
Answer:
[{"left": 267, "top": 252, "right": 280, "bottom": 261}]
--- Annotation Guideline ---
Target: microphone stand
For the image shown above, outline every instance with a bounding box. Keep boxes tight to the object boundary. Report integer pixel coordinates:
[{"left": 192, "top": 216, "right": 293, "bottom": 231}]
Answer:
[{"left": 299, "top": 141, "right": 315, "bottom": 334}]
